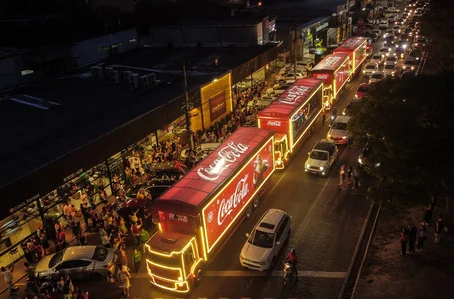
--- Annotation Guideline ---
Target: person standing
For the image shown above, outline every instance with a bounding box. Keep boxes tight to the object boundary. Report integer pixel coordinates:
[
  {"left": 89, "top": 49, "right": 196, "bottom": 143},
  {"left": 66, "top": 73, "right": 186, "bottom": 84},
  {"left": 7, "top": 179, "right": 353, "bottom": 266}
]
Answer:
[
  {"left": 1, "top": 265, "right": 18, "bottom": 294},
  {"left": 321, "top": 108, "right": 326, "bottom": 125},
  {"left": 346, "top": 166, "right": 353, "bottom": 185},
  {"left": 423, "top": 203, "right": 434, "bottom": 226},
  {"left": 417, "top": 225, "right": 426, "bottom": 252},
  {"left": 338, "top": 165, "right": 346, "bottom": 189},
  {"left": 408, "top": 224, "right": 417, "bottom": 254},
  {"left": 130, "top": 218, "right": 142, "bottom": 244},
  {"left": 132, "top": 249, "right": 142, "bottom": 274},
  {"left": 119, "top": 266, "right": 131, "bottom": 298},
  {"left": 435, "top": 215, "right": 444, "bottom": 244},
  {"left": 400, "top": 228, "right": 409, "bottom": 256},
  {"left": 139, "top": 227, "right": 150, "bottom": 254}
]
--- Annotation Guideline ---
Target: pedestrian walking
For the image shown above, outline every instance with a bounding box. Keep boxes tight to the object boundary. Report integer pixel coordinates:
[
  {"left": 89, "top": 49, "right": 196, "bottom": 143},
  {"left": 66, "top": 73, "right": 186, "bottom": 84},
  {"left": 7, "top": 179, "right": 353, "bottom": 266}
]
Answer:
[
  {"left": 417, "top": 225, "right": 426, "bottom": 252},
  {"left": 1, "top": 265, "right": 18, "bottom": 294},
  {"left": 408, "top": 224, "right": 417, "bottom": 254},
  {"left": 435, "top": 214, "right": 444, "bottom": 244},
  {"left": 338, "top": 165, "right": 346, "bottom": 189},
  {"left": 132, "top": 248, "right": 142, "bottom": 274},
  {"left": 321, "top": 108, "right": 326, "bottom": 125},
  {"left": 346, "top": 165, "right": 353, "bottom": 185},
  {"left": 119, "top": 266, "right": 131, "bottom": 298},
  {"left": 400, "top": 228, "right": 409, "bottom": 256},
  {"left": 352, "top": 168, "right": 360, "bottom": 191}
]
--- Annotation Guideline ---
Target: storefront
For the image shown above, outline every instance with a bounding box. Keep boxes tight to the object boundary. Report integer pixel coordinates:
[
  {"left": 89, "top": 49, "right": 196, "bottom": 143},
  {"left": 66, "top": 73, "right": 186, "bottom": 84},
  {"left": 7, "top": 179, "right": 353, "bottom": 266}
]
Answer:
[
  {"left": 299, "top": 17, "right": 331, "bottom": 61},
  {"left": 200, "top": 73, "right": 233, "bottom": 129}
]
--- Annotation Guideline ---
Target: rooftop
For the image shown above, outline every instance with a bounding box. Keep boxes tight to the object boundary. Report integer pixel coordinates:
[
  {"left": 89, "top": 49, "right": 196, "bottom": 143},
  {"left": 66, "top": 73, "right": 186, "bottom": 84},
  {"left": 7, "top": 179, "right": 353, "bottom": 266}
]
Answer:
[{"left": 0, "top": 45, "right": 275, "bottom": 189}]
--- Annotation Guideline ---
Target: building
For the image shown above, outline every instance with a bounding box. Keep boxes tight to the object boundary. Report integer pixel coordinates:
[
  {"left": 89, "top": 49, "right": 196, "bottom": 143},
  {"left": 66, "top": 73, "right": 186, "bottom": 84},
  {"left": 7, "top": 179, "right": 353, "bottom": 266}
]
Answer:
[{"left": 0, "top": 42, "right": 279, "bottom": 268}]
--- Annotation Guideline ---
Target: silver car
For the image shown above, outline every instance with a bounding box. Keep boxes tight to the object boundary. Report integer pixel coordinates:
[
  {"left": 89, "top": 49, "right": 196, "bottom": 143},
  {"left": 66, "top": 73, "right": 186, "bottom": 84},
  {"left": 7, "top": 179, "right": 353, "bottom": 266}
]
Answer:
[
  {"left": 363, "top": 62, "right": 379, "bottom": 76},
  {"left": 371, "top": 53, "right": 385, "bottom": 65},
  {"left": 369, "top": 72, "right": 386, "bottom": 84},
  {"left": 34, "top": 246, "right": 114, "bottom": 280},
  {"left": 383, "top": 63, "right": 397, "bottom": 77}
]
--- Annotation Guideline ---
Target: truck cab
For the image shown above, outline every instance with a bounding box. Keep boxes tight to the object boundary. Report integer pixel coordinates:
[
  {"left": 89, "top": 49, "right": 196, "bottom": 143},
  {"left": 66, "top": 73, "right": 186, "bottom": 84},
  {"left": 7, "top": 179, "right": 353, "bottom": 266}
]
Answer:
[
  {"left": 304, "top": 139, "right": 338, "bottom": 176},
  {"left": 273, "top": 134, "right": 289, "bottom": 169},
  {"left": 145, "top": 231, "right": 203, "bottom": 293}
]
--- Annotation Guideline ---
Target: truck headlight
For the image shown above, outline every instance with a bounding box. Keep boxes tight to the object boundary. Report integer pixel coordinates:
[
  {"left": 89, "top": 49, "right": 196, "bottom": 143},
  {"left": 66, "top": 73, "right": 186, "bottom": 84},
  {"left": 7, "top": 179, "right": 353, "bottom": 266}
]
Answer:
[
  {"left": 306, "top": 164, "right": 310, "bottom": 169},
  {"left": 319, "top": 166, "right": 324, "bottom": 171},
  {"left": 392, "top": 71, "right": 395, "bottom": 76}
]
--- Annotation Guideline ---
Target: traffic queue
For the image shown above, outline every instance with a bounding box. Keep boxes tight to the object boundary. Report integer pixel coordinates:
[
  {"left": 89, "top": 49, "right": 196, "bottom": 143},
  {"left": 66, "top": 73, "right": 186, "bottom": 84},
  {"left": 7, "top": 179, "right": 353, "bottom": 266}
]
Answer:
[{"left": 144, "top": 36, "right": 371, "bottom": 293}]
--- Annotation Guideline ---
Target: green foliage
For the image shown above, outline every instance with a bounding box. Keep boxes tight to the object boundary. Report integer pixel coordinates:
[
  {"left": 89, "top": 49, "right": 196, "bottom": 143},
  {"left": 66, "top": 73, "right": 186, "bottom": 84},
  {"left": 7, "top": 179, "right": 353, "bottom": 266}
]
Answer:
[{"left": 349, "top": 72, "right": 454, "bottom": 206}]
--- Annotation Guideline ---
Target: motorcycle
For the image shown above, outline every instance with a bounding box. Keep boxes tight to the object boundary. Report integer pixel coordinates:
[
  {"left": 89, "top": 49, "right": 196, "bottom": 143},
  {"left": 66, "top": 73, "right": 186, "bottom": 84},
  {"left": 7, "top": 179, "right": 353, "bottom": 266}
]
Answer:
[{"left": 282, "top": 262, "right": 296, "bottom": 286}]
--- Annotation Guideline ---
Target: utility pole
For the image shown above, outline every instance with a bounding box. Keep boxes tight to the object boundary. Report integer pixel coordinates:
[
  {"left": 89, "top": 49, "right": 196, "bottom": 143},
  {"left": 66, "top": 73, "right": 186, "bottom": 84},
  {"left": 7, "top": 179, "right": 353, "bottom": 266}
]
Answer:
[
  {"left": 293, "top": 20, "right": 298, "bottom": 82},
  {"left": 182, "top": 61, "right": 194, "bottom": 151}
]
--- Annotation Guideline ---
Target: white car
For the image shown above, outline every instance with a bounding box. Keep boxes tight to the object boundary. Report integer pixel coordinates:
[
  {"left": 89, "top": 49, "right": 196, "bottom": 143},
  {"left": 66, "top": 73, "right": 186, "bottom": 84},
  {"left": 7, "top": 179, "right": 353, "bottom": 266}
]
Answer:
[
  {"left": 383, "top": 63, "right": 397, "bottom": 77},
  {"left": 34, "top": 246, "right": 114, "bottom": 280},
  {"left": 378, "top": 47, "right": 392, "bottom": 57},
  {"left": 327, "top": 116, "right": 351, "bottom": 145},
  {"left": 371, "top": 53, "right": 385, "bottom": 65},
  {"left": 305, "top": 139, "right": 338, "bottom": 176},
  {"left": 385, "top": 55, "right": 398, "bottom": 65},
  {"left": 369, "top": 71, "right": 386, "bottom": 84},
  {"left": 372, "top": 29, "right": 382, "bottom": 37},
  {"left": 363, "top": 62, "right": 379, "bottom": 76},
  {"left": 379, "top": 20, "right": 389, "bottom": 29},
  {"left": 240, "top": 209, "right": 291, "bottom": 271},
  {"left": 278, "top": 72, "right": 305, "bottom": 83}
]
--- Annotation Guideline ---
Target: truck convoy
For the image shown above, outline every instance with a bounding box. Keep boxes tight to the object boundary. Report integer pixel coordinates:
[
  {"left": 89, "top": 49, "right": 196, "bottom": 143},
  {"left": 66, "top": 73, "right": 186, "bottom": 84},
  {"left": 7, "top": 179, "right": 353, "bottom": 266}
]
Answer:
[
  {"left": 333, "top": 37, "right": 368, "bottom": 75},
  {"left": 146, "top": 127, "right": 276, "bottom": 293},
  {"left": 257, "top": 78, "right": 323, "bottom": 169},
  {"left": 310, "top": 53, "right": 350, "bottom": 110}
]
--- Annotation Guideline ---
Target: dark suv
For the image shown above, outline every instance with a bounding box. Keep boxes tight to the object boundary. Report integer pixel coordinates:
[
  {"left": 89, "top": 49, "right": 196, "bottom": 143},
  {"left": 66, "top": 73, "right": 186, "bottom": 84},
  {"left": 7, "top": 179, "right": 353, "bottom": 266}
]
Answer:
[{"left": 358, "top": 143, "right": 381, "bottom": 170}]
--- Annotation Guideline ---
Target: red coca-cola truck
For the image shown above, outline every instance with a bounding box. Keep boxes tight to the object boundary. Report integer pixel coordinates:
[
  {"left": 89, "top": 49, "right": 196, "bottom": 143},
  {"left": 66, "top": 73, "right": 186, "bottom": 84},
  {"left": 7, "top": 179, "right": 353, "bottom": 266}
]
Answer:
[
  {"left": 146, "top": 127, "right": 275, "bottom": 293},
  {"left": 257, "top": 78, "right": 323, "bottom": 169},
  {"left": 310, "top": 53, "right": 350, "bottom": 110},
  {"left": 333, "top": 37, "right": 368, "bottom": 75}
]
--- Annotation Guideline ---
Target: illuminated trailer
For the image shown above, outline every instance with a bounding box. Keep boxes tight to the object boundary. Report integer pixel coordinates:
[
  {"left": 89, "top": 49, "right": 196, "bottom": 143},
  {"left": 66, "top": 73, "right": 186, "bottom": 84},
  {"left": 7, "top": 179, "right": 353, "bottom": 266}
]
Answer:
[
  {"left": 334, "top": 37, "right": 368, "bottom": 75},
  {"left": 146, "top": 127, "right": 275, "bottom": 293},
  {"left": 257, "top": 78, "right": 323, "bottom": 169},
  {"left": 310, "top": 53, "right": 350, "bottom": 110}
]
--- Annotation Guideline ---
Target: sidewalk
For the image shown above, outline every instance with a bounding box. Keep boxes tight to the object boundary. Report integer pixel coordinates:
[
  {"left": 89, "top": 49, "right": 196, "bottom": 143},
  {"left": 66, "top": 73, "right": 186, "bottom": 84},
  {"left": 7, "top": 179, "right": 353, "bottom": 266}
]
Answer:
[
  {"left": 354, "top": 200, "right": 454, "bottom": 298},
  {"left": 0, "top": 197, "right": 116, "bottom": 296}
]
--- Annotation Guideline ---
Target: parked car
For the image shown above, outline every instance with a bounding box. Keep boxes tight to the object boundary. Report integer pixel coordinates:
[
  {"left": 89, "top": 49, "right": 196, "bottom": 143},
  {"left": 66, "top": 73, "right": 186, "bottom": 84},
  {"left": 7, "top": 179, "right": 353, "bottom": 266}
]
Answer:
[
  {"left": 240, "top": 209, "right": 291, "bottom": 271},
  {"left": 34, "top": 246, "right": 115, "bottom": 280},
  {"left": 379, "top": 20, "right": 389, "bottom": 29},
  {"left": 304, "top": 139, "right": 338, "bottom": 176},
  {"left": 408, "top": 49, "right": 422, "bottom": 61},
  {"left": 273, "top": 83, "right": 292, "bottom": 95},
  {"left": 363, "top": 62, "right": 379, "bottom": 76},
  {"left": 355, "top": 83, "right": 370, "bottom": 99},
  {"left": 369, "top": 71, "right": 387, "bottom": 84},
  {"left": 358, "top": 143, "right": 381, "bottom": 170},
  {"left": 327, "top": 116, "right": 352, "bottom": 145}
]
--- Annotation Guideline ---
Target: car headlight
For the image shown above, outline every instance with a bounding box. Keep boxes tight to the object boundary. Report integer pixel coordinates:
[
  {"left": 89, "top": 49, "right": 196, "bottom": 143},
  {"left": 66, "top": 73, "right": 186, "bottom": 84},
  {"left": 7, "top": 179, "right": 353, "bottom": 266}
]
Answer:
[
  {"left": 392, "top": 71, "right": 395, "bottom": 76},
  {"left": 319, "top": 166, "right": 324, "bottom": 171},
  {"left": 358, "top": 158, "right": 363, "bottom": 164},
  {"left": 342, "top": 136, "right": 347, "bottom": 139},
  {"left": 306, "top": 164, "right": 310, "bottom": 169},
  {"left": 327, "top": 134, "right": 331, "bottom": 138},
  {"left": 411, "top": 66, "right": 414, "bottom": 70}
]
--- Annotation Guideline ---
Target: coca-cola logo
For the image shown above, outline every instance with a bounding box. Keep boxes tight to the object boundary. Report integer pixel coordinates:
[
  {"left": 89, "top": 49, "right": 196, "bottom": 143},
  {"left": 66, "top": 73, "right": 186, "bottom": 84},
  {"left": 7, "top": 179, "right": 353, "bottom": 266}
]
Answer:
[
  {"left": 279, "top": 85, "right": 310, "bottom": 105},
  {"left": 211, "top": 102, "right": 225, "bottom": 113},
  {"left": 198, "top": 142, "right": 250, "bottom": 181},
  {"left": 315, "top": 74, "right": 329, "bottom": 80},
  {"left": 267, "top": 120, "right": 281, "bottom": 127},
  {"left": 218, "top": 174, "right": 249, "bottom": 225}
]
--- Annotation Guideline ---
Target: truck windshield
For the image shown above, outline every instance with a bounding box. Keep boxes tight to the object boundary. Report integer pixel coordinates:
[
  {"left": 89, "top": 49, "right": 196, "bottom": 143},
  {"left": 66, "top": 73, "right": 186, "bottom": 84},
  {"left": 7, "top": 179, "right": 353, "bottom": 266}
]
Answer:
[
  {"left": 310, "top": 151, "right": 328, "bottom": 161},
  {"left": 249, "top": 230, "right": 275, "bottom": 248},
  {"left": 148, "top": 252, "right": 181, "bottom": 268}
]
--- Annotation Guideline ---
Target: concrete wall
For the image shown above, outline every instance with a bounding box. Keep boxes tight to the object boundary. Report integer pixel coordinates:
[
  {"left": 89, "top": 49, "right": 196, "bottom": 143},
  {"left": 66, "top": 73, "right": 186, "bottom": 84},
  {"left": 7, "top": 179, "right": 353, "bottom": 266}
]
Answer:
[
  {"left": 72, "top": 29, "right": 139, "bottom": 67},
  {"left": 0, "top": 55, "right": 43, "bottom": 93}
]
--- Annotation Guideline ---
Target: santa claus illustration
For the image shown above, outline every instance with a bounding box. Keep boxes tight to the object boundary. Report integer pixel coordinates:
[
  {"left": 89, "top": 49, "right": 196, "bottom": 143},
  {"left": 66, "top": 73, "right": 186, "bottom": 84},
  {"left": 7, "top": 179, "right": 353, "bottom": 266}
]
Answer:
[{"left": 253, "top": 154, "right": 268, "bottom": 189}]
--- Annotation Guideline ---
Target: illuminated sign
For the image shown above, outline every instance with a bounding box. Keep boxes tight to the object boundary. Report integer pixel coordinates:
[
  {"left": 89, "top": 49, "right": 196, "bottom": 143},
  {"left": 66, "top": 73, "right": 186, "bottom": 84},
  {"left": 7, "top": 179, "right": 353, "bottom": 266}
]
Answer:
[
  {"left": 168, "top": 213, "right": 188, "bottom": 223},
  {"left": 202, "top": 139, "right": 274, "bottom": 251},
  {"left": 314, "top": 74, "right": 329, "bottom": 80},
  {"left": 315, "top": 22, "right": 329, "bottom": 32},
  {"left": 279, "top": 85, "right": 310, "bottom": 105},
  {"left": 208, "top": 92, "right": 227, "bottom": 122},
  {"left": 267, "top": 120, "right": 281, "bottom": 127},
  {"left": 197, "top": 142, "right": 250, "bottom": 181}
]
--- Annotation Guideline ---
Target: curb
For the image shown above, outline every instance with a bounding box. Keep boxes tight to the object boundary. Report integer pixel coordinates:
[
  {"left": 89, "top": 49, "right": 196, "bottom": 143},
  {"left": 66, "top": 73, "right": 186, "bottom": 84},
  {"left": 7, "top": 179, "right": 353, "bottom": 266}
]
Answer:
[
  {"left": 351, "top": 204, "right": 381, "bottom": 298},
  {"left": 338, "top": 202, "right": 374, "bottom": 299}
]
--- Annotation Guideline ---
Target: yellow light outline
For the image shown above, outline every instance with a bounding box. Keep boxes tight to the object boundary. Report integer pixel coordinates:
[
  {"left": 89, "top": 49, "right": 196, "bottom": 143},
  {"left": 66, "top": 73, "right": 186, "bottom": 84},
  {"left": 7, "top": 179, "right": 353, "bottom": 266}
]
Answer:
[
  {"left": 158, "top": 223, "right": 162, "bottom": 231},
  {"left": 146, "top": 262, "right": 190, "bottom": 293},
  {"left": 202, "top": 136, "right": 276, "bottom": 253},
  {"left": 333, "top": 59, "right": 350, "bottom": 99},
  {"left": 199, "top": 226, "right": 208, "bottom": 261},
  {"left": 289, "top": 83, "right": 323, "bottom": 150}
]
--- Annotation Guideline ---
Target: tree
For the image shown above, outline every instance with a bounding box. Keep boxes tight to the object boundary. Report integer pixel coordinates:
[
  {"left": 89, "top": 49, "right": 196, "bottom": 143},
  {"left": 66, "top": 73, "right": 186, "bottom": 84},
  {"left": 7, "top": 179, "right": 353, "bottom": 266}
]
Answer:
[
  {"left": 419, "top": 0, "right": 454, "bottom": 70},
  {"left": 349, "top": 72, "right": 454, "bottom": 207}
]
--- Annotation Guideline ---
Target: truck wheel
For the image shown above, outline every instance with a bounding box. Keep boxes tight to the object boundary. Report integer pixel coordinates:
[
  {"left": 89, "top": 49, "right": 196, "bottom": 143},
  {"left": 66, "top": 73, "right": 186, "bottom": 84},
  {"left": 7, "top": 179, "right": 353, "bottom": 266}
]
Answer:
[
  {"left": 245, "top": 204, "right": 253, "bottom": 218},
  {"left": 252, "top": 196, "right": 260, "bottom": 209}
]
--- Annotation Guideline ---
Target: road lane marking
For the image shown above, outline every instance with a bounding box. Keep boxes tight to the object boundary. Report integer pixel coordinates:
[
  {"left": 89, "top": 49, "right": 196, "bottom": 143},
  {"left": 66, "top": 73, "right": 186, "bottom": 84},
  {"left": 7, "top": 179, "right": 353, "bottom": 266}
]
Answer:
[{"left": 132, "top": 271, "right": 346, "bottom": 279}]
